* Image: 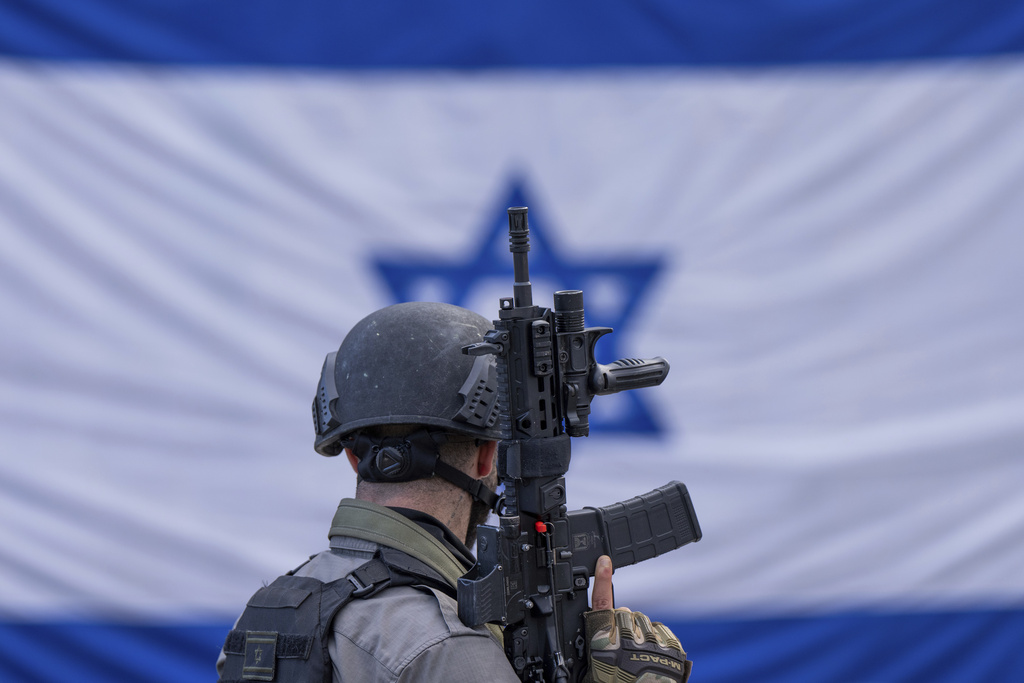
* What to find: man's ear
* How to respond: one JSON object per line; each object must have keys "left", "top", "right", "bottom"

{"left": 475, "top": 440, "right": 498, "bottom": 479}
{"left": 344, "top": 448, "right": 360, "bottom": 474}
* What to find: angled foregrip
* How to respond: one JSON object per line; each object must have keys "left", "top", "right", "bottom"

{"left": 590, "top": 357, "right": 670, "bottom": 395}
{"left": 567, "top": 481, "right": 701, "bottom": 575}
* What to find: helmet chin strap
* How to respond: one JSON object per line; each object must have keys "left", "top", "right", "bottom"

{"left": 346, "top": 429, "right": 500, "bottom": 512}
{"left": 432, "top": 458, "right": 500, "bottom": 512}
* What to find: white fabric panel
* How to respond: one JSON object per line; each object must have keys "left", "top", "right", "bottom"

{"left": 1, "top": 57, "right": 1022, "bottom": 620}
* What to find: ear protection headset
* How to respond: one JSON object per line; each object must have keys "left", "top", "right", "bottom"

{"left": 344, "top": 428, "right": 499, "bottom": 511}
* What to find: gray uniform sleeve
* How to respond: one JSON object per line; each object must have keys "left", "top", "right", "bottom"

{"left": 329, "top": 585, "right": 521, "bottom": 683}
{"left": 396, "top": 629, "right": 522, "bottom": 683}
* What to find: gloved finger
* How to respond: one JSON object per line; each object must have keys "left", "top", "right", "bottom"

{"left": 651, "top": 621, "right": 684, "bottom": 654}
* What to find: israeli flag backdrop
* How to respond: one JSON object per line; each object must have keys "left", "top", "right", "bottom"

{"left": 2, "top": 2, "right": 1024, "bottom": 682}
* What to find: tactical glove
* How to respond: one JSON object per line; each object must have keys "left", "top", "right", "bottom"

{"left": 583, "top": 607, "right": 691, "bottom": 683}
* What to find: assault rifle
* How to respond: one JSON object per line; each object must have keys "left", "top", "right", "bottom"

{"left": 457, "top": 207, "right": 702, "bottom": 683}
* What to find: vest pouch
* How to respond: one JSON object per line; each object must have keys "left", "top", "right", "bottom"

{"left": 219, "top": 577, "right": 330, "bottom": 683}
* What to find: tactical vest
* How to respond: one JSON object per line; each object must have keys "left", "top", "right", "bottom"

{"left": 217, "top": 546, "right": 455, "bottom": 683}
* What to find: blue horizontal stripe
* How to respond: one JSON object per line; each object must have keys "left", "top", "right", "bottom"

{"left": 668, "top": 607, "right": 1024, "bottom": 682}
{"left": 2, "top": 607, "right": 1022, "bottom": 682}
{"left": 0, "top": 620, "right": 226, "bottom": 683}
{"left": 2, "top": 1, "right": 1024, "bottom": 68}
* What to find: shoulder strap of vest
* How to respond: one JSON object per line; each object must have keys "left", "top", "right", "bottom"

{"left": 343, "top": 546, "right": 456, "bottom": 604}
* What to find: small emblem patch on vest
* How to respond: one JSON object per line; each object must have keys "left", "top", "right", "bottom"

{"left": 243, "top": 631, "right": 278, "bottom": 681}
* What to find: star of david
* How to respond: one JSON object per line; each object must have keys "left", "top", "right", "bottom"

{"left": 374, "top": 180, "right": 666, "bottom": 435}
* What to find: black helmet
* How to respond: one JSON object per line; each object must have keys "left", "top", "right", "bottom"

{"left": 313, "top": 302, "right": 502, "bottom": 457}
